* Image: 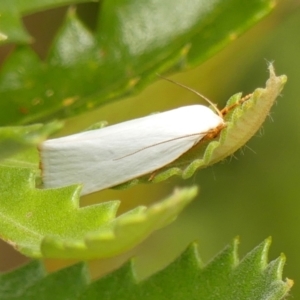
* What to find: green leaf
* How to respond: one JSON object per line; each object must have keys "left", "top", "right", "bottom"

{"left": 0, "top": 261, "right": 46, "bottom": 299}
{"left": 0, "top": 165, "right": 197, "bottom": 259}
{"left": 0, "top": 0, "right": 92, "bottom": 44}
{"left": 0, "top": 261, "right": 89, "bottom": 300}
{"left": 0, "top": 122, "right": 63, "bottom": 161}
{"left": 0, "top": 0, "right": 274, "bottom": 125}
{"left": 0, "top": 239, "right": 292, "bottom": 299}
{"left": 80, "top": 238, "right": 292, "bottom": 299}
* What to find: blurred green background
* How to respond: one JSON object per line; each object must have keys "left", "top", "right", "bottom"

{"left": 1, "top": 0, "right": 300, "bottom": 297}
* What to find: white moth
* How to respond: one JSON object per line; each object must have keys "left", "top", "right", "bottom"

{"left": 39, "top": 104, "right": 225, "bottom": 196}
{"left": 39, "top": 75, "right": 238, "bottom": 196}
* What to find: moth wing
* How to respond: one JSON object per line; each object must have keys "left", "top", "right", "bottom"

{"left": 40, "top": 105, "right": 223, "bottom": 195}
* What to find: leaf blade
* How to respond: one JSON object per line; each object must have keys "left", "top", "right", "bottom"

{"left": 0, "top": 165, "right": 197, "bottom": 259}
{"left": 0, "top": 0, "right": 275, "bottom": 124}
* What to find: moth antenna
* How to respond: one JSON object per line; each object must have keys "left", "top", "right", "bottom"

{"left": 157, "top": 74, "right": 223, "bottom": 118}
{"left": 220, "top": 93, "right": 252, "bottom": 116}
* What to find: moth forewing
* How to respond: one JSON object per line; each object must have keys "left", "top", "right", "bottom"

{"left": 39, "top": 105, "right": 224, "bottom": 196}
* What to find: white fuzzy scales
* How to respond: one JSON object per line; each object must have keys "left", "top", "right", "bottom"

{"left": 39, "top": 105, "right": 224, "bottom": 195}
